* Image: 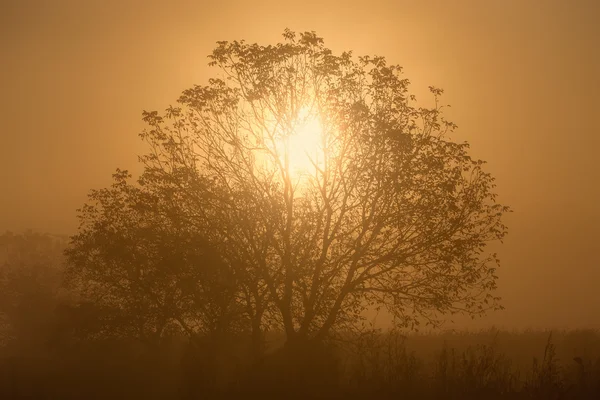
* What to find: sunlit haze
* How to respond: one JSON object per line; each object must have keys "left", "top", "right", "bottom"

{"left": 286, "top": 107, "right": 324, "bottom": 181}
{"left": 1, "top": 0, "right": 599, "bottom": 333}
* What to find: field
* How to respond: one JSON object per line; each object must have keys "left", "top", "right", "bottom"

{"left": 1, "top": 328, "right": 599, "bottom": 399}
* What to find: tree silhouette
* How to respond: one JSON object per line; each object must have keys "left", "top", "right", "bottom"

{"left": 65, "top": 171, "right": 248, "bottom": 347}
{"left": 67, "top": 30, "right": 509, "bottom": 355}
{"left": 0, "top": 231, "right": 67, "bottom": 350}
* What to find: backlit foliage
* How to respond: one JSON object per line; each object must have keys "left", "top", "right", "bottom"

{"left": 67, "top": 30, "right": 510, "bottom": 347}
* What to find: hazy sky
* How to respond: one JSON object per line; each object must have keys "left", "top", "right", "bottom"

{"left": 1, "top": 0, "right": 598, "bottom": 330}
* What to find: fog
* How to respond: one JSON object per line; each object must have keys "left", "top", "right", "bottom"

{"left": 1, "top": 0, "right": 598, "bottom": 333}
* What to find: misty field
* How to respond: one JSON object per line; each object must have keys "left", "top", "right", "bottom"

{"left": 2, "top": 14, "right": 599, "bottom": 400}
{"left": 1, "top": 328, "right": 599, "bottom": 399}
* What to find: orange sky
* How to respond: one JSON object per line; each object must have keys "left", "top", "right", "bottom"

{"left": 1, "top": 0, "right": 598, "bottom": 331}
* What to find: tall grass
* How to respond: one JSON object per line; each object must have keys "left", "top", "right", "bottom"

{"left": 338, "top": 329, "right": 600, "bottom": 400}
{"left": 1, "top": 328, "right": 599, "bottom": 399}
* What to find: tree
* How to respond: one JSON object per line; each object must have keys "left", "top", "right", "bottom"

{"left": 68, "top": 30, "right": 509, "bottom": 354}
{"left": 64, "top": 170, "right": 248, "bottom": 347}
{"left": 0, "top": 231, "right": 67, "bottom": 351}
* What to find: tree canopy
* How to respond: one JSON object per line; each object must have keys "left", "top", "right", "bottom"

{"left": 66, "top": 30, "right": 509, "bottom": 351}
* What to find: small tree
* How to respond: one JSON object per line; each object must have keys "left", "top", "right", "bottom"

{"left": 0, "top": 231, "right": 67, "bottom": 351}
{"left": 64, "top": 170, "right": 247, "bottom": 346}
{"left": 69, "top": 30, "right": 509, "bottom": 354}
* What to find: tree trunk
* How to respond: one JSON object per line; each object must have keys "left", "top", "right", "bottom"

{"left": 250, "top": 317, "right": 264, "bottom": 363}
{"left": 282, "top": 335, "right": 338, "bottom": 394}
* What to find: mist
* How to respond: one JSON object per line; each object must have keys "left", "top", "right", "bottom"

{"left": 1, "top": 1, "right": 599, "bottom": 398}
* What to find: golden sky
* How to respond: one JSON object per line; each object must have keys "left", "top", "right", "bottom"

{"left": 1, "top": 0, "right": 598, "bottom": 330}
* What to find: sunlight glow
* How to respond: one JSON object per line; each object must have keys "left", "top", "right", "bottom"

{"left": 283, "top": 107, "right": 324, "bottom": 180}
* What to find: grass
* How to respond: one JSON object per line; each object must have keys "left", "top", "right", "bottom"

{"left": 1, "top": 328, "right": 600, "bottom": 399}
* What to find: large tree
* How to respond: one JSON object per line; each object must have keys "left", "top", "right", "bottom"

{"left": 68, "top": 30, "right": 509, "bottom": 351}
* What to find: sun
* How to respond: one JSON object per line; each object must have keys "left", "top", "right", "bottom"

{"left": 252, "top": 105, "right": 325, "bottom": 187}
{"left": 285, "top": 107, "right": 324, "bottom": 179}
